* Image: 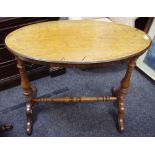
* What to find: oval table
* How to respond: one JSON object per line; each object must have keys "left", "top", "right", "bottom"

{"left": 5, "top": 20, "right": 151, "bottom": 135}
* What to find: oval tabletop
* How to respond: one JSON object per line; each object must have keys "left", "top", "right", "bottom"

{"left": 5, "top": 20, "right": 151, "bottom": 64}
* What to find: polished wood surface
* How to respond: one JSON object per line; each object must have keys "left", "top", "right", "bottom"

{"left": 5, "top": 20, "right": 151, "bottom": 64}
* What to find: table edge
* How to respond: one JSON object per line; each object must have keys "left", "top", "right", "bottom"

{"left": 5, "top": 42, "right": 151, "bottom": 67}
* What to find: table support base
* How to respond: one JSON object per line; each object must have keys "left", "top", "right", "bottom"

{"left": 115, "top": 57, "right": 137, "bottom": 132}
{"left": 17, "top": 57, "right": 137, "bottom": 135}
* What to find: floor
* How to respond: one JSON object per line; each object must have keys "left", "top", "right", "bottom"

{"left": 0, "top": 64, "right": 155, "bottom": 137}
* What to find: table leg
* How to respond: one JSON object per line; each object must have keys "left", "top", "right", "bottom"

{"left": 116, "top": 57, "right": 137, "bottom": 132}
{"left": 17, "top": 58, "right": 37, "bottom": 135}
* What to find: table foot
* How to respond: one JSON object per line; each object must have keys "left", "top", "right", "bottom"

{"left": 118, "top": 118, "right": 124, "bottom": 132}
{"left": 26, "top": 86, "right": 37, "bottom": 135}
{"left": 117, "top": 102, "right": 125, "bottom": 132}
{"left": 112, "top": 87, "right": 125, "bottom": 132}
{"left": 26, "top": 101, "right": 33, "bottom": 135}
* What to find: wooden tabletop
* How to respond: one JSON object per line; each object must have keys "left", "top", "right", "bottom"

{"left": 5, "top": 20, "right": 151, "bottom": 64}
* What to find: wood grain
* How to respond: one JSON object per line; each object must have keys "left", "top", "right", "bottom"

{"left": 5, "top": 20, "right": 151, "bottom": 64}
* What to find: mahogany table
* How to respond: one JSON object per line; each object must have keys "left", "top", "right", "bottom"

{"left": 5, "top": 20, "right": 151, "bottom": 135}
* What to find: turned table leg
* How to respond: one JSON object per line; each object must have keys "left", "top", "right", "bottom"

{"left": 17, "top": 58, "right": 37, "bottom": 135}
{"left": 116, "top": 57, "right": 137, "bottom": 132}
